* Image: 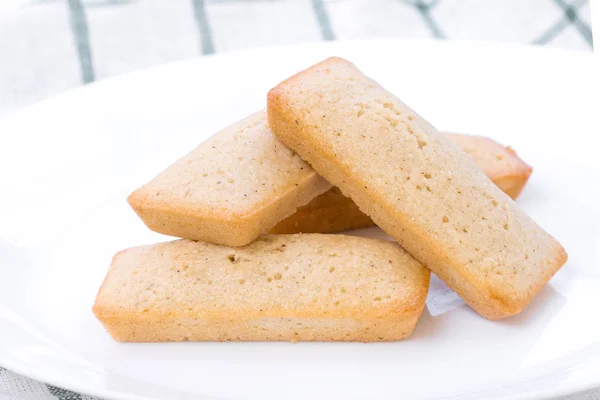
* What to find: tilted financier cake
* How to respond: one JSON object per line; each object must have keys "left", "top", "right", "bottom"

{"left": 267, "top": 57, "right": 567, "bottom": 320}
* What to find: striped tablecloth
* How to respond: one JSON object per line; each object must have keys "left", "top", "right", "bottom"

{"left": 0, "top": 0, "right": 596, "bottom": 399}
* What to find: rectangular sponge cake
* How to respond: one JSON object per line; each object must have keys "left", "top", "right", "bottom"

{"left": 93, "top": 234, "right": 430, "bottom": 342}
{"left": 267, "top": 57, "right": 567, "bottom": 320}
{"left": 127, "top": 111, "right": 331, "bottom": 247}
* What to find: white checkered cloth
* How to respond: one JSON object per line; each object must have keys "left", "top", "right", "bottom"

{"left": 0, "top": 0, "right": 595, "bottom": 398}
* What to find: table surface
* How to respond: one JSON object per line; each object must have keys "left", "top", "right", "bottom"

{"left": 0, "top": 0, "right": 596, "bottom": 399}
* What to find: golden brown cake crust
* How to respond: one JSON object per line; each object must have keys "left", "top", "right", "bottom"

{"left": 267, "top": 57, "right": 567, "bottom": 319}
{"left": 93, "top": 235, "right": 430, "bottom": 342}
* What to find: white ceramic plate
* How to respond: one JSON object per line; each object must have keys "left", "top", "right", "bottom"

{"left": 0, "top": 40, "right": 599, "bottom": 400}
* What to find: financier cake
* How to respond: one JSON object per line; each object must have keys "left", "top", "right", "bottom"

{"left": 267, "top": 57, "right": 567, "bottom": 319}
{"left": 93, "top": 234, "right": 431, "bottom": 342}
{"left": 127, "top": 111, "right": 330, "bottom": 247}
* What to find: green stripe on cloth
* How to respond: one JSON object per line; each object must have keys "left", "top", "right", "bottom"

{"left": 67, "top": 0, "right": 95, "bottom": 83}
{"left": 534, "top": 0, "right": 592, "bottom": 47}
{"left": 554, "top": 0, "right": 593, "bottom": 46}
{"left": 311, "top": 0, "right": 335, "bottom": 41}
{"left": 191, "top": 0, "right": 216, "bottom": 54}
{"left": 46, "top": 385, "right": 82, "bottom": 400}
{"left": 414, "top": 0, "right": 445, "bottom": 38}
{"left": 533, "top": 17, "right": 571, "bottom": 45}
